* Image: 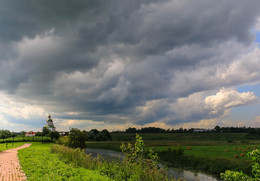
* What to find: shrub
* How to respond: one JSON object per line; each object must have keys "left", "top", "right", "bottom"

{"left": 120, "top": 134, "right": 159, "bottom": 169}
{"left": 221, "top": 149, "right": 260, "bottom": 180}
{"left": 56, "top": 136, "right": 69, "bottom": 146}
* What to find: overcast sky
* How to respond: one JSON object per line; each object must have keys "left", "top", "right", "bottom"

{"left": 0, "top": 0, "right": 260, "bottom": 131}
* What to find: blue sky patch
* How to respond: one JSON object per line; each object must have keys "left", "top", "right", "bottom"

{"left": 238, "top": 84, "right": 260, "bottom": 97}
{"left": 255, "top": 32, "right": 260, "bottom": 43}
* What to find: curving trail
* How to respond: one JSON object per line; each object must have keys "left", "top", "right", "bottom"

{"left": 0, "top": 143, "right": 31, "bottom": 181}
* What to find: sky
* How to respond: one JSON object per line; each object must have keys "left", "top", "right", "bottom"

{"left": 0, "top": 0, "right": 260, "bottom": 132}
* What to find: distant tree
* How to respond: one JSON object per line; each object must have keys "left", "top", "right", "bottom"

{"left": 178, "top": 127, "right": 183, "bottom": 133}
{"left": 125, "top": 127, "right": 137, "bottom": 133}
{"left": 0, "top": 130, "right": 11, "bottom": 141}
{"left": 50, "top": 131, "right": 60, "bottom": 140}
{"left": 88, "top": 129, "right": 99, "bottom": 141}
{"left": 42, "top": 127, "right": 51, "bottom": 136}
{"left": 20, "top": 131, "right": 26, "bottom": 141}
{"left": 0, "top": 133, "right": 6, "bottom": 142}
{"left": 96, "top": 129, "right": 112, "bottom": 141}
{"left": 89, "top": 129, "right": 99, "bottom": 135}
{"left": 35, "top": 132, "right": 42, "bottom": 136}
{"left": 68, "top": 128, "right": 87, "bottom": 149}
{"left": 11, "top": 132, "right": 16, "bottom": 141}
{"left": 215, "top": 125, "right": 221, "bottom": 133}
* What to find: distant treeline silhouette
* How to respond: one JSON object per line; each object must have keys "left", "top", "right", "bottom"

{"left": 111, "top": 126, "right": 260, "bottom": 134}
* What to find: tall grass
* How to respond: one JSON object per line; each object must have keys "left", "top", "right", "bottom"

{"left": 51, "top": 144, "right": 176, "bottom": 181}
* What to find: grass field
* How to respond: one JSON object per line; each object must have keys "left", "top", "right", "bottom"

{"left": 155, "top": 144, "right": 258, "bottom": 159}
{"left": 18, "top": 143, "right": 111, "bottom": 181}
{"left": 0, "top": 136, "right": 52, "bottom": 143}
{"left": 0, "top": 142, "right": 25, "bottom": 151}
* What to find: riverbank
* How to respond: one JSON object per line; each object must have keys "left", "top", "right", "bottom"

{"left": 85, "top": 132, "right": 258, "bottom": 177}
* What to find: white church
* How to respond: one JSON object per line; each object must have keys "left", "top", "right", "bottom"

{"left": 44, "top": 115, "right": 56, "bottom": 132}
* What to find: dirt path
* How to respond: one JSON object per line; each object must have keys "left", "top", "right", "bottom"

{"left": 0, "top": 143, "right": 31, "bottom": 181}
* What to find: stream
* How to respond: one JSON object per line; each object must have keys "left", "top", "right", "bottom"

{"left": 85, "top": 148, "right": 219, "bottom": 181}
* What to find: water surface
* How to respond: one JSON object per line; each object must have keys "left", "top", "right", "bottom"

{"left": 85, "top": 148, "right": 219, "bottom": 181}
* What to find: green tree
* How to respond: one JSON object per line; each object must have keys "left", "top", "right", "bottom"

{"left": 68, "top": 128, "right": 87, "bottom": 149}
{"left": 20, "top": 131, "right": 26, "bottom": 141}
{"left": 0, "top": 130, "right": 11, "bottom": 142}
{"left": 42, "top": 127, "right": 51, "bottom": 136}
{"left": 35, "top": 132, "right": 42, "bottom": 136}
{"left": 215, "top": 125, "right": 221, "bottom": 133}
{"left": 221, "top": 149, "right": 260, "bottom": 181}
{"left": 50, "top": 131, "right": 60, "bottom": 140}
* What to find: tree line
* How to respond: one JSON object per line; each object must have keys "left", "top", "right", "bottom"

{"left": 117, "top": 126, "right": 260, "bottom": 134}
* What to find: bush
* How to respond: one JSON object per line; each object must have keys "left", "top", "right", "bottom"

{"left": 221, "top": 149, "right": 260, "bottom": 180}
{"left": 56, "top": 136, "right": 70, "bottom": 146}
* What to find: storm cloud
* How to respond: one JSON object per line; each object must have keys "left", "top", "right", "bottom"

{"left": 0, "top": 0, "right": 260, "bottom": 130}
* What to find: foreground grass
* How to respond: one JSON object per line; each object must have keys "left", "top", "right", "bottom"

{"left": 52, "top": 144, "right": 174, "bottom": 181}
{"left": 18, "top": 143, "right": 111, "bottom": 181}
{"left": 0, "top": 142, "right": 25, "bottom": 151}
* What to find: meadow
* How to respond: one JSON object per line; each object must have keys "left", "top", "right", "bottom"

{"left": 85, "top": 132, "right": 260, "bottom": 176}
{"left": 0, "top": 142, "right": 25, "bottom": 151}
{"left": 0, "top": 136, "right": 52, "bottom": 143}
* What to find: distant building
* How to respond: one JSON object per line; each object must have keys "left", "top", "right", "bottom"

{"left": 25, "top": 131, "right": 36, "bottom": 137}
{"left": 44, "top": 115, "right": 56, "bottom": 132}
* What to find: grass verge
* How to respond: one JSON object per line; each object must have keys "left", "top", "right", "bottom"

{"left": 18, "top": 143, "right": 111, "bottom": 181}
{"left": 0, "top": 142, "right": 25, "bottom": 151}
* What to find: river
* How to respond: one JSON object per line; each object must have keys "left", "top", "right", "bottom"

{"left": 85, "top": 148, "right": 219, "bottom": 181}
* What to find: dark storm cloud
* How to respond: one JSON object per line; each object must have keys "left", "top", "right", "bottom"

{"left": 0, "top": 0, "right": 260, "bottom": 126}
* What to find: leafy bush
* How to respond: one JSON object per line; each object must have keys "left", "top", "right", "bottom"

{"left": 120, "top": 134, "right": 159, "bottom": 169}
{"left": 221, "top": 149, "right": 260, "bottom": 181}
{"left": 56, "top": 135, "right": 70, "bottom": 146}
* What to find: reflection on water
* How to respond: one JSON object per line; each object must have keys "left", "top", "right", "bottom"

{"left": 85, "top": 148, "right": 219, "bottom": 181}
{"left": 167, "top": 167, "right": 219, "bottom": 181}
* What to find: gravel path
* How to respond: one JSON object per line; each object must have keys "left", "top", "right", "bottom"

{"left": 0, "top": 143, "right": 31, "bottom": 181}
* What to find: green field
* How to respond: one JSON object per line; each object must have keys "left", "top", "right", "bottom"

{"left": 0, "top": 136, "right": 52, "bottom": 143}
{"left": 18, "top": 143, "right": 111, "bottom": 181}
{"left": 0, "top": 142, "right": 25, "bottom": 151}
{"left": 85, "top": 133, "right": 260, "bottom": 176}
